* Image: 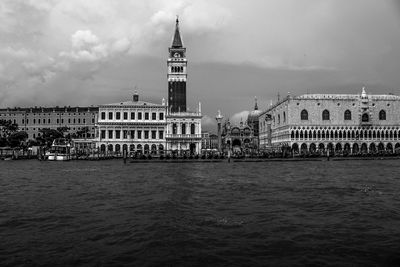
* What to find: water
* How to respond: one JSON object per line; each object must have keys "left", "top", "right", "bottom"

{"left": 1, "top": 159, "right": 400, "bottom": 266}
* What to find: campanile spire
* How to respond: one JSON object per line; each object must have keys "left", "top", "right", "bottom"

{"left": 172, "top": 16, "right": 183, "bottom": 48}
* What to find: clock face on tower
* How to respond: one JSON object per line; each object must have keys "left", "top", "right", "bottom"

{"left": 173, "top": 52, "right": 180, "bottom": 58}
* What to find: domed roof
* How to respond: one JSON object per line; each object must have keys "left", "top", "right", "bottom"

{"left": 247, "top": 97, "right": 261, "bottom": 123}
{"left": 247, "top": 109, "right": 261, "bottom": 122}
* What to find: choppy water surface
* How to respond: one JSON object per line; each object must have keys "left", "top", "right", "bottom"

{"left": 1, "top": 159, "right": 400, "bottom": 266}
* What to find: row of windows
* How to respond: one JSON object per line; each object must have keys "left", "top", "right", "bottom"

{"left": 30, "top": 133, "right": 95, "bottom": 139}
{"left": 1, "top": 112, "right": 94, "bottom": 116}
{"left": 171, "top": 66, "right": 184, "bottom": 73}
{"left": 100, "top": 130, "right": 164, "bottom": 140}
{"left": 172, "top": 123, "right": 196, "bottom": 135}
{"left": 101, "top": 111, "right": 164, "bottom": 121}
{"left": 300, "top": 109, "right": 387, "bottom": 121}
{"left": 19, "top": 118, "right": 95, "bottom": 125}
{"left": 99, "top": 143, "right": 164, "bottom": 153}
{"left": 23, "top": 127, "right": 94, "bottom": 131}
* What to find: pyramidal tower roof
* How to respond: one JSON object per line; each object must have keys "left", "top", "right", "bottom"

{"left": 171, "top": 16, "right": 183, "bottom": 48}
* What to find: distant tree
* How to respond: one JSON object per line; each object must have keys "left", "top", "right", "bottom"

{"left": 57, "top": 126, "right": 70, "bottom": 138}
{"left": 27, "top": 139, "right": 40, "bottom": 147}
{"left": 0, "top": 136, "right": 7, "bottom": 147}
{"left": 35, "top": 128, "right": 63, "bottom": 147}
{"left": 8, "top": 131, "right": 28, "bottom": 148}
{"left": 0, "top": 119, "right": 26, "bottom": 147}
{"left": 0, "top": 119, "right": 19, "bottom": 138}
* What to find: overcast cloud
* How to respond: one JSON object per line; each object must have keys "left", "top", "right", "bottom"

{"left": 1, "top": 0, "right": 400, "bottom": 131}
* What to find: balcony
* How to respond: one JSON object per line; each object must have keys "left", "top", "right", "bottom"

{"left": 166, "top": 134, "right": 202, "bottom": 139}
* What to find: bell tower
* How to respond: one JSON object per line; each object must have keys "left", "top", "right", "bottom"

{"left": 167, "top": 17, "right": 187, "bottom": 113}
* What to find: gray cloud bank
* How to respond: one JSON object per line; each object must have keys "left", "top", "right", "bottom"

{"left": 1, "top": 0, "right": 400, "bottom": 133}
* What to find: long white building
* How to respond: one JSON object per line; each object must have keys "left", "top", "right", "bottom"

{"left": 97, "top": 93, "right": 167, "bottom": 155}
{"left": 258, "top": 88, "right": 400, "bottom": 155}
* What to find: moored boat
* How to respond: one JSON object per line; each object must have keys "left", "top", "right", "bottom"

{"left": 46, "top": 138, "right": 71, "bottom": 161}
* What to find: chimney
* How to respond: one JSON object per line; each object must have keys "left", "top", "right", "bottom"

{"left": 133, "top": 91, "right": 139, "bottom": 102}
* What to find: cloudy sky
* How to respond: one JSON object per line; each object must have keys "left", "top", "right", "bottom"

{"left": 1, "top": 0, "right": 400, "bottom": 131}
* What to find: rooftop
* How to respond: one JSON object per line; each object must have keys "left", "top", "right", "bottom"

{"left": 100, "top": 100, "right": 165, "bottom": 107}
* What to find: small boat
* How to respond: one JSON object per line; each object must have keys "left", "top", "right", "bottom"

{"left": 46, "top": 138, "right": 71, "bottom": 161}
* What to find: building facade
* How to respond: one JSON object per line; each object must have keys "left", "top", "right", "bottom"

{"left": 221, "top": 119, "right": 258, "bottom": 155}
{"left": 96, "top": 93, "right": 167, "bottom": 155}
{"left": 0, "top": 106, "right": 98, "bottom": 140}
{"left": 165, "top": 18, "right": 202, "bottom": 155}
{"left": 201, "top": 132, "right": 218, "bottom": 150}
{"left": 259, "top": 88, "right": 400, "bottom": 154}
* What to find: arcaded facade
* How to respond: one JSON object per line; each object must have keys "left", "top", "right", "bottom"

{"left": 259, "top": 89, "right": 400, "bottom": 154}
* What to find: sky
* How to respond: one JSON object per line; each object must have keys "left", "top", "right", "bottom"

{"left": 1, "top": 0, "right": 400, "bottom": 132}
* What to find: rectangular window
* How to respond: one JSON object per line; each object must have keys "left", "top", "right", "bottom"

{"left": 145, "top": 112, "right": 149, "bottom": 120}
{"left": 182, "top": 123, "right": 186, "bottom": 135}
{"left": 152, "top": 112, "right": 156, "bottom": 120}
{"left": 116, "top": 112, "right": 121, "bottom": 120}
{"left": 48, "top": 118, "right": 50, "bottom": 123}
{"left": 159, "top": 130, "right": 164, "bottom": 139}
{"left": 57, "top": 119, "right": 59, "bottom": 124}
{"left": 101, "top": 112, "right": 106, "bottom": 120}
{"left": 138, "top": 112, "right": 142, "bottom": 120}
{"left": 131, "top": 112, "right": 135, "bottom": 120}
{"left": 83, "top": 118, "right": 86, "bottom": 123}
{"left": 159, "top": 113, "right": 164, "bottom": 120}
{"left": 92, "top": 118, "right": 94, "bottom": 123}
{"left": 151, "top": 130, "right": 156, "bottom": 139}
{"left": 78, "top": 118, "right": 81, "bottom": 124}
{"left": 123, "top": 130, "right": 128, "bottom": 139}
{"left": 27, "top": 119, "right": 29, "bottom": 124}
{"left": 191, "top": 123, "right": 195, "bottom": 134}
{"left": 144, "top": 130, "right": 149, "bottom": 139}
{"left": 137, "top": 130, "right": 142, "bottom": 139}
{"left": 108, "top": 112, "right": 113, "bottom": 120}
{"left": 123, "top": 112, "right": 128, "bottom": 120}
{"left": 22, "top": 119, "right": 25, "bottom": 124}
{"left": 101, "top": 130, "right": 106, "bottom": 139}
{"left": 108, "top": 130, "right": 113, "bottom": 139}
{"left": 61, "top": 119, "right": 64, "bottom": 124}
{"left": 116, "top": 130, "right": 121, "bottom": 139}
{"left": 130, "top": 130, "right": 135, "bottom": 139}
{"left": 172, "top": 123, "right": 177, "bottom": 134}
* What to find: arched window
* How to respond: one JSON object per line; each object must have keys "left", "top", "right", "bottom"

{"left": 322, "top": 110, "right": 330, "bottom": 120}
{"left": 362, "top": 113, "right": 369, "bottom": 122}
{"left": 379, "top": 110, "right": 386, "bottom": 120}
{"left": 301, "top": 109, "right": 308, "bottom": 120}
{"left": 344, "top": 110, "right": 351, "bottom": 120}
{"left": 283, "top": 112, "right": 286, "bottom": 123}
{"left": 278, "top": 114, "right": 280, "bottom": 124}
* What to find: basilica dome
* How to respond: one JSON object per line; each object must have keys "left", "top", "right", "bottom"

{"left": 247, "top": 97, "right": 261, "bottom": 123}
{"left": 247, "top": 109, "right": 261, "bottom": 123}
